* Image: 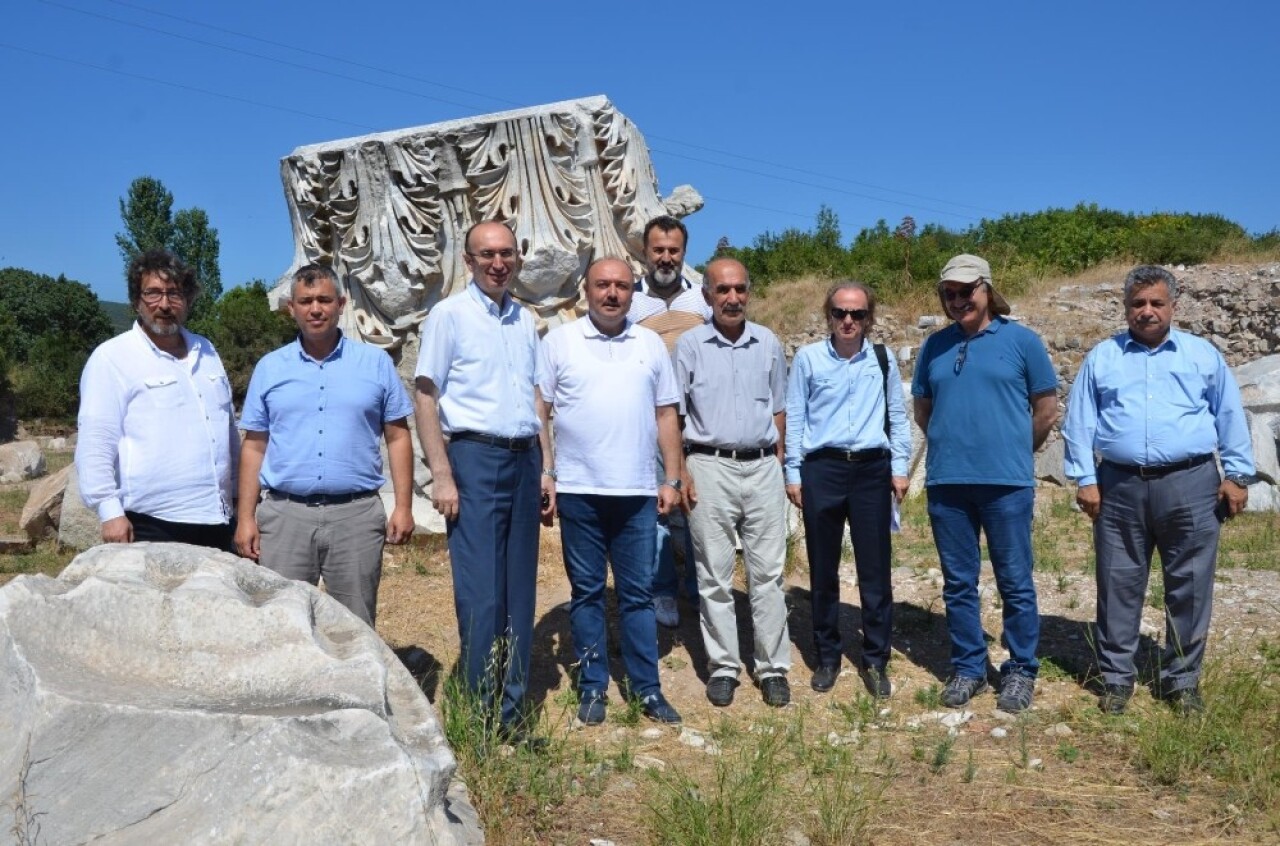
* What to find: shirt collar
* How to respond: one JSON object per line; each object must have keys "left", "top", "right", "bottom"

{"left": 707, "top": 320, "right": 759, "bottom": 348}
{"left": 466, "top": 280, "right": 517, "bottom": 319}
{"left": 1121, "top": 328, "right": 1178, "bottom": 353}
{"left": 578, "top": 315, "right": 635, "bottom": 341}
{"left": 132, "top": 320, "right": 194, "bottom": 362}
{"left": 295, "top": 330, "right": 346, "bottom": 363}
{"left": 823, "top": 335, "right": 870, "bottom": 362}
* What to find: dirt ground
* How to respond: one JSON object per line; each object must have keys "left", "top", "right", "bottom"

{"left": 374, "top": 488, "right": 1280, "bottom": 846}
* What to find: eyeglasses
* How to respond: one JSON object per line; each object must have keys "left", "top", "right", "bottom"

{"left": 954, "top": 339, "right": 969, "bottom": 374}
{"left": 140, "top": 288, "right": 186, "bottom": 304}
{"left": 466, "top": 248, "right": 518, "bottom": 262}
{"left": 942, "top": 285, "right": 978, "bottom": 302}
{"left": 829, "top": 307, "right": 869, "bottom": 322}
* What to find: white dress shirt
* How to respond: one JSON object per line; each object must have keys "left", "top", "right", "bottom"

{"left": 75, "top": 323, "right": 239, "bottom": 524}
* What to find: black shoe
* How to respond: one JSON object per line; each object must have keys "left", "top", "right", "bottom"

{"left": 577, "top": 690, "right": 607, "bottom": 725}
{"left": 1098, "top": 683, "right": 1134, "bottom": 715}
{"left": 1167, "top": 686, "right": 1205, "bottom": 715}
{"left": 811, "top": 664, "right": 840, "bottom": 693}
{"left": 761, "top": 675, "right": 791, "bottom": 707}
{"left": 640, "top": 692, "right": 682, "bottom": 724}
{"left": 498, "top": 724, "right": 549, "bottom": 752}
{"left": 860, "top": 666, "right": 892, "bottom": 699}
{"left": 706, "top": 676, "right": 738, "bottom": 707}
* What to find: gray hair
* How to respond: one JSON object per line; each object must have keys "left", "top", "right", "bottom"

{"left": 1123, "top": 265, "right": 1179, "bottom": 302}
{"left": 290, "top": 263, "right": 341, "bottom": 298}
{"left": 824, "top": 280, "right": 877, "bottom": 330}
{"left": 702, "top": 257, "right": 751, "bottom": 293}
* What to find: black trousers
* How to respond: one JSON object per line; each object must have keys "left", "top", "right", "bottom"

{"left": 799, "top": 453, "right": 893, "bottom": 669}
{"left": 126, "top": 510, "right": 235, "bottom": 554}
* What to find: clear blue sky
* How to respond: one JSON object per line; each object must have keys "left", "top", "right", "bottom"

{"left": 2, "top": 0, "right": 1277, "bottom": 303}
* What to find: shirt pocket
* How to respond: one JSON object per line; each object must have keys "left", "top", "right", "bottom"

{"left": 207, "top": 374, "right": 233, "bottom": 409}
{"left": 143, "top": 376, "right": 185, "bottom": 409}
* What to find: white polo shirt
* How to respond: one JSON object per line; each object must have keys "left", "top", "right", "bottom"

{"left": 537, "top": 317, "right": 677, "bottom": 496}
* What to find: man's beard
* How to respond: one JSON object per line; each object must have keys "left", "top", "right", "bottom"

{"left": 650, "top": 266, "right": 679, "bottom": 287}
{"left": 142, "top": 317, "right": 182, "bottom": 337}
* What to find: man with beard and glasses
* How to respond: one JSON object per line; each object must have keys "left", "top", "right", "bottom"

{"left": 628, "top": 215, "right": 710, "bottom": 629}
{"left": 236, "top": 264, "right": 415, "bottom": 628}
{"left": 538, "top": 257, "right": 684, "bottom": 727}
{"left": 415, "top": 221, "right": 551, "bottom": 747}
{"left": 1063, "top": 265, "right": 1254, "bottom": 716}
{"left": 676, "top": 258, "right": 793, "bottom": 708}
{"left": 912, "top": 254, "right": 1058, "bottom": 714}
{"left": 76, "top": 249, "right": 239, "bottom": 551}
{"left": 786, "top": 281, "right": 911, "bottom": 700}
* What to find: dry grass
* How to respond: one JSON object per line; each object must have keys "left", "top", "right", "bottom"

{"left": 2, "top": 464, "right": 1278, "bottom": 843}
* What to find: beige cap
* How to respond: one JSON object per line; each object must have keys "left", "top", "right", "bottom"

{"left": 939, "top": 254, "right": 1010, "bottom": 316}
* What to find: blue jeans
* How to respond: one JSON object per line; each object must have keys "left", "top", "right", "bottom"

{"left": 653, "top": 512, "right": 698, "bottom": 600}
{"left": 558, "top": 493, "right": 661, "bottom": 698}
{"left": 927, "top": 484, "right": 1039, "bottom": 679}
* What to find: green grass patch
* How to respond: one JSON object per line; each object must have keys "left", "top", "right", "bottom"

{"left": 1131, "top": 662, "right": 1280, "bottom": 818}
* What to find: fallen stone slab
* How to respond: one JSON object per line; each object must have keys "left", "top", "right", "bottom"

{"left": 0, "top": 543, "right": 482, "bottom": 845}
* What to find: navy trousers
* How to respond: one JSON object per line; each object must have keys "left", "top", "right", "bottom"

{"left": 446, "top": 438, "right": 542, "bottom": 727}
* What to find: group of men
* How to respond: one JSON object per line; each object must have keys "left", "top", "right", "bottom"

{"left": 76, "top": 220, "right": 1255, "bottom": 738}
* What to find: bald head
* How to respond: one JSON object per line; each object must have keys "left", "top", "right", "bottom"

{"left": 702, "top": 257, "right": 750, "bottom": 340}
{"left": 584, "top": 256, "right": 635, "bottom": 336}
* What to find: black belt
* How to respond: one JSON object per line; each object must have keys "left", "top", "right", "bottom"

{"left": 685, "top": 444, "right": 774, "bottom": 461}
{"left": 808, "top": 447, "right": 889, "bottom": 463}
{"left": 1102, "top": 453, "right": 1213, "bottom": 480}
{"left": 267, "top": 489, "right": 379, "bottom": 507}
{"left": 450, "top": 430, "right": 537, "bottom": 451}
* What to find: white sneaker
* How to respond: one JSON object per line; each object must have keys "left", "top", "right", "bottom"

{"left": 654, "top": 595, "right": 679, "bottom": 628}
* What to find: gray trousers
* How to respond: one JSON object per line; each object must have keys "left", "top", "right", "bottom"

{"left": 686, "top": 453, "right": 792, "bottom": 680}
{"left": 258, "top": 494, "right": 387, "bottom": 627}
{"left": 1094, "top": 460, "right": 1221, "bottom": 692}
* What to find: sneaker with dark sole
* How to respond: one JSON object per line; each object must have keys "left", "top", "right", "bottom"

{"left": 860, "top": 666, "right": 892, "bottom": 699}
{"left": 1166, "top": 687, "right": 1204, "bottom": 715}
{"left": 706, "top": 676, "right": 738, "bottom": 707}
{"left": 640, "top": 692, "right": 682, "bottom": 724}
{"left": 761, "top": 675, "right": 791, "bottom": 707}
{"left": 941, "top": 675, "right": 989, "bottom": 708}
{"left": 811, "top": 664, "right": 840, "bottom": 693}
{"left": 996, "top": 673, "right": 1036, "bottom": 713}
{"left": 1098, "top": 683, "right": 1134, "bottom": 715}
{"left": 578, "top": 691, "right": 607, "bottom": 725}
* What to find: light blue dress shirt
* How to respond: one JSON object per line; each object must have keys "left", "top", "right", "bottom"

{"left": 784, "top": 338, "right": 911, "bottom": 485}
{"left": 415, "top": 282, "right": 540, "bottom": 438}
{"left": 241, "top": 333, "right": 413, "bottom": 496}
{"left": 1062, "top": 329, "right": 1254, "bottom": 487}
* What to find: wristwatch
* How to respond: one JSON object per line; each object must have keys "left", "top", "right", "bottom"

{"left": 1224, "top": 473, "right": 1255, "bottom": 487}
{"left": 542, "top": 468, "right": 557, "bottom": 480}
{"left": 663, "top": 478, "right": 682, "bottom": 491}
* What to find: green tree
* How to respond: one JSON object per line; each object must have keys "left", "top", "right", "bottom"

{"left": 116, "top": 176, "right": 175, "bottom": 267}
{"left": 0, "top": 268, "right": 114, "bottom": 363}
{"left": 116, "top": 176, "right": 222, "bottom": 318}
{"left": 188, "top": 280, "right": 295, "bottom": 403}
{"left": 172, "top": 208, "right": 222, "bottom": 320}
{"left": 0, "top": 268, "right": 113, "bottom": 420}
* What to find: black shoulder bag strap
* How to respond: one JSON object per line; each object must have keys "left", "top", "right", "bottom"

{"left": 873, "top": 343, "right": 890, "bottom": 438}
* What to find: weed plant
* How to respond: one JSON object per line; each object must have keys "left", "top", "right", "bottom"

{"left": 1131, "top": 662, "right": 1280, "bottom": 820}
{"left": 645, "top": 723, "right": 789, "bottom": 846}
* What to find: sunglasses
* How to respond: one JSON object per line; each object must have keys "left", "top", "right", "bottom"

{"left": 954, "top": 339, "right": 969, "bottom": 374}
{"left": 942, "top": 286, "right": 978, "bottom": 302}
{"left": 830, "top": 307, "right": 869, "bottom": 322}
